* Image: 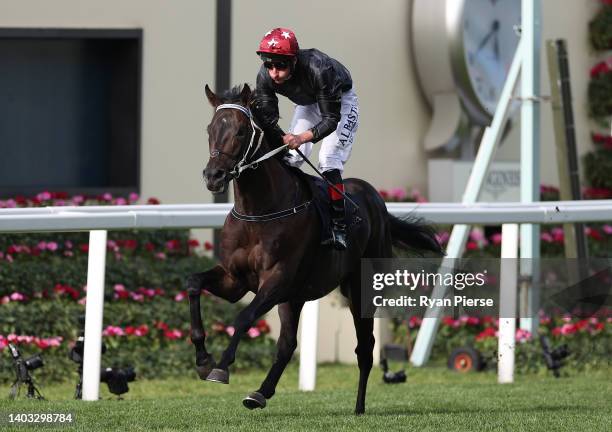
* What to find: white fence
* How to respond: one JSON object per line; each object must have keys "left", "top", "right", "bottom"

{"left": 1, "top": 200, "right": 611, "bottom": 399}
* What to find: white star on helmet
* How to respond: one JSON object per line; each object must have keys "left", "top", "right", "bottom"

{"left": 265, "top": 30, "right": 273, "bottom": 36}
{"left": 267, "top": 38, "right": 278, "bottom": 47}
{"left": 281, "top": 31, "right": 291, "bottom": 39}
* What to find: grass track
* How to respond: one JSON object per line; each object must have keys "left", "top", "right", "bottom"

{"left": 0, "top": 364, "right": 610, "bottom": 431}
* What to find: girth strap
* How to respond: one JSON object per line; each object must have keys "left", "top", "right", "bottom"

{"left": 231, "top": 201, "right": 311, "bottom": 222}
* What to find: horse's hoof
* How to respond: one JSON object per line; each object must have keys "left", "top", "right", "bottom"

{"left": 195, "top": 357, "right": 215, "bottom": 380}
{"left": 243, "top": 391, "right": 266, "bottom": 410}
{"left": 205, "top": 368, "right": 229, "bottom": 384}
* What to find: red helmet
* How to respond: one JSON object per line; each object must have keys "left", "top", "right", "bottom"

{"left": 256, "top": 27, "right": 299, "bottom": 58}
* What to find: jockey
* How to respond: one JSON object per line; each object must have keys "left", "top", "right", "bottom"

{"left": 251, "top": 27, "right": 359, "bottom": 251}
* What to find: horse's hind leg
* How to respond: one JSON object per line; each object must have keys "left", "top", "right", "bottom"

{"left": 243, "top": 300, "right": 304, "bottom": 410}
{"left": 344, "top": 273, "right": 375, "bottom": 415}
{"left": 186, "top": 265, "right": 246, "bottom": 380}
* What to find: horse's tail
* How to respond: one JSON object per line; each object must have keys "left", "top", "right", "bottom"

{"left": 389, "top": 214, "right": 445, "bottom": 256}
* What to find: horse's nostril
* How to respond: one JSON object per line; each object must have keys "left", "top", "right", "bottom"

{"left": 213, "top": 170, "right": 225, "bottom": 180}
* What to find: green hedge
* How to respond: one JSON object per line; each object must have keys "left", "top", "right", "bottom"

{"left": 589, "top": 4, "right": 612, "bottom": 50}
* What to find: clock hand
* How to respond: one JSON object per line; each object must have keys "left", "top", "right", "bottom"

{"left": 494, "top": 33, "right": 500, "bottom": 61}
{"left": 476, "top": 20, "right": 501, "bottom": 54}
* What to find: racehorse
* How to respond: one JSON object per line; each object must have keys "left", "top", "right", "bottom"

{"left": 187, "top": 83, "right": 443, "bottom": 414}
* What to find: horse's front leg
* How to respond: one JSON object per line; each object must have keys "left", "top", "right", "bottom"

{"left": 206, "top": 271, "right": 287, "bottom": 385}
{"left": 186, "top": 265, "right": 246, "bottom": 380}
{"left": 242, "top": 300, "right": 304, "bottom": 410}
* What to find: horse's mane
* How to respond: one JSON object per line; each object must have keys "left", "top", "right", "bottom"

{"left": 219, "top": 85, "right": 247, "bottom": 104}
{"left": 217, "top": 84, "right": 286, "bottom": 155}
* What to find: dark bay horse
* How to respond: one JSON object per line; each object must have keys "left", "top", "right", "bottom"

{"left": 187, "top": 84, "right": 443, "bottom": 414}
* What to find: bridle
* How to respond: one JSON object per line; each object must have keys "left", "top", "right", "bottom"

{"left": 211, "top": 103, "right": 288, "bottom": 179}
{"left": 210, "top": 103, "right": 312, "bottom": 222}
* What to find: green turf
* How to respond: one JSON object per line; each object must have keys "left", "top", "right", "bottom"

{"left": 0, "top": 364, "right": 610, "bottom": 431}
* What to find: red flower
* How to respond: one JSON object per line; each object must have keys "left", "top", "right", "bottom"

{"left": 475, "top": 327, "right": 497, "bottom": 341}
{"left": 125, "top": 326, "right": 136, "bottom": 335}
{"left": 204, "top": 241, "right": 214, "bottom": 251}
{"left": 124, "top": 239, "right": 138, "bottom": 250}
{"left": 145, "top": 242, "right": 155, "bottom": 252}
{"left": 466, "top": 241, "right": 478, "bottom": 250}
{"left": 188, "top": 239, "right": 200, "bottom": 248}
{"left": 155, "top": 321, "right": 169, "bottom": 331}
{"left": 586, "top": 227, "right": 603, "bottom": 241}
{"left": 147, "top": 197, "right": 160, "bottom": 205}
{"left": 166, "top": 239, "right": 181, "bottom": 251}
{"left": 79, "top": 244, "right": 89, "bottom": 253}
{"left": 255, "top": 319, "right": 271, "bottom": 334}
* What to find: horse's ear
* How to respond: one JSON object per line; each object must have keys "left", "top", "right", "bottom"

{"left": 240, "top": 84, "right": 251, "bottom": 106}
{"left": 205, "top": 84, "right": 220, "bottom": 107}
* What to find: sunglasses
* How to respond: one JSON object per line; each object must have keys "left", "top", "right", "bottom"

{"left": 263, "top": 61, "right": 289, "bottom": 70}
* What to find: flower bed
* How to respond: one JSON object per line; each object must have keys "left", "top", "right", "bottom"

{"left": 0, "top": 192, "right": 275, "bottom": 383}
{"left": 391, "top": 314, "right": 611, "bottom": 373}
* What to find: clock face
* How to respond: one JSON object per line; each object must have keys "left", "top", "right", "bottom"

{"left": 462, "top": 0, "right": 521, "bottom": 117}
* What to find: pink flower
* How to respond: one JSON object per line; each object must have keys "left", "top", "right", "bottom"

{"left": 155, "top": 252, "right": 167, "bottom": 260}
{"left": 515, "top": 328, "right": 532, "bottom": 343}
{"left": 46, "top": 242, "right": 58, "bottom": 251}
{"left": 389, "top": 187, "right": 407, "bottom": 201}
{"left": 540, "top": 232, "right": 553, "bottom": 243}
{"left": 435, "top": 231, "right": 450, "bottom": 245}
{"left": 36, "top": 191, "right": 52, "bottom": 201}
{"left": 551, "top": 227, "right": 564, "bottom": 243}
{"left": 226, "top": 326, "right": 235, "bottom": 337}
{"left": 102, "top": 193, "right": 113, "bottom": 201}
{"left": 72, "top": 195, "right": 85, "bottom": 205}
{"left": 115, "top": 197, "right": 127, "bottom": 205}
{"left": 130, "top": 293, "right": 144, "bottom": 302}
{"left": 560, "top": 323, "right": 576, "bottom": 335}
{"left": 48, "top": 337, "right": 62, "bottom": 347}
{"left": 175, "top": 291, "right": 187, "bottom": 302}
{"left": 102, "top": 326, "right": 125, "bottom": 337}
{"left": 10, "top": 292, "right": 25, "bottom": 301}
{"left": 247, "top": 327, "right": 261, "bottom": 338}
{"left": 490, "top": 233, "right": 502, "bottom": 245}
{"left": 1, "top": 296, "right": 10, "bottom": 304}
{"left": 129, "top": 193, "right": 139, "bottom": 203}
{"left": 65, "top": 240, "right": 73, "bottom": 249}
{"left": 6, "top": 254, "right": 13, "bottom": 263}
{"left": 78, "top": 297, "right": 87, "bottom": 305}
{"left": 134, "top": 325, "right": 149, "bottom": 337}
{"left": 469, "top": 229, "right": 486, "bottom": 242}
{"left": 37, "top": 241, "right": 47, "bottom": 250}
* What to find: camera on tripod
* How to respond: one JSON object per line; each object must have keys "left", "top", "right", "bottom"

{"left": 7, "top": 343, "right": 45, "bottom": 400}
{"left": 69, "top": 316, "right": 136, "bottom": 399}
{"left": 540, "top": 335, "right": 571, "bottom": 378}
{"left": 380, "top": 344, "right": 408, "bottom": 384}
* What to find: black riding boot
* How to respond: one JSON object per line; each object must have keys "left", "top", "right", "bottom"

{"left": 321, "top": 169, "right": 347, "bottom": 251}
